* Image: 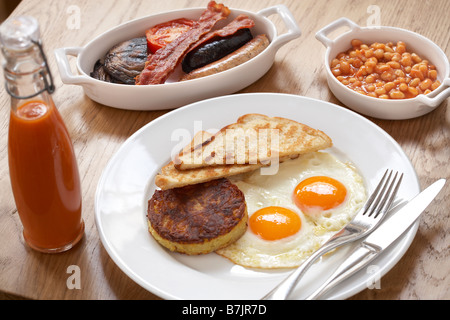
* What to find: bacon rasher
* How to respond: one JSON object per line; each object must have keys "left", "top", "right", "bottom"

{"left": 136, "top": 1, "right": 230, "bottom": 85}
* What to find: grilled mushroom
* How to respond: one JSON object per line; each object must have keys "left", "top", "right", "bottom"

{"left": 91, "top": 60, "right": 119, "bottom": 83}
{"left": 102, "top": 37, "right": 147, "bottom": 84}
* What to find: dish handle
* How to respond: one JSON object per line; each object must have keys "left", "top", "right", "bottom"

{"left": 416, "top": 77, "right": 450, "bottom": 108}
{"left": 315, "top": 17, "right": 361, "bottom": 48}
{"left": 258, "top": 5, "right": 301, "bottom": 51}
{"left": 54, "top": 47, "right": 94, "bottom": 85}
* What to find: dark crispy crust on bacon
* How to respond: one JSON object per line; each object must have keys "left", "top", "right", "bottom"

{"left": 147, "top": 178, "right": 246, "bottom": 243}
{"left": 136, "top": 1, "right": 230, "bottom": 85}
{"left": 186, "top": 14, "right": 255, "bottom": 55}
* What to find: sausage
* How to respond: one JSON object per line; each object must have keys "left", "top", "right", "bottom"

{"left": 180, "top": 34, "right": 269, "bottom": 81}
{"left": 181, "top": 28, "right": 253, "bottom": 73}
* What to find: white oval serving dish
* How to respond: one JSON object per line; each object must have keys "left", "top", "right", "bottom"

{"left": 54, "top": 5, "right": 301, "bottom": 111}
{"left": 316, "top": 17, "right": 450, "bottom": 120}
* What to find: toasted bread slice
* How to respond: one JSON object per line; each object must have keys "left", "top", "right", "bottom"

{"left": 155, "top": 131, "right": 264, "bottom": 190}
{"left": 155, "top": 130, "right": 299, "bottom": 190}
{"left": 174, "top": 114, "right": 332, "bottom": 170}
{"left": 155, "top": 160, "right": 263, "bottom": 190}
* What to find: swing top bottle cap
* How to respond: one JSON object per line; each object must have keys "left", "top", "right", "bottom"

{"left": 0, "top": 16, "right": 40, "bottom": 51}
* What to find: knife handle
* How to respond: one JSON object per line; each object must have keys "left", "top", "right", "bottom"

{"left": 305, "top": 242, "right": 380, "bottom": 300}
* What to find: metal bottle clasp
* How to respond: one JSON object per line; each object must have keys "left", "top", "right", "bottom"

{"left": 5, "top": 39, "right": 55, "bottom": 100}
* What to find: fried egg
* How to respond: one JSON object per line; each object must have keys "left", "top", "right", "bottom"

{"left": 216, "top": 152, "right": 366, "bottom": 269}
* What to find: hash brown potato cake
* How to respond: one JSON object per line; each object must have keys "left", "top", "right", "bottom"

{"left": 147, "top": 178, "right": 248, "bottom": 255}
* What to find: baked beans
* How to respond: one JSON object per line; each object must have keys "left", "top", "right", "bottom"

{"left": 331, "top": 39, "right": 441, "bottom": 99}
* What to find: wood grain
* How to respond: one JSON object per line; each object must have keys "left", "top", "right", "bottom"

{"left": 0, "top": 0, "right": 448, "bottom": 300}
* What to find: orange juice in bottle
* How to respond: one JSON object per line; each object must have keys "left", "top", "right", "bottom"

{"left": 1, "top": 16, "right": 84, "bottom": 253}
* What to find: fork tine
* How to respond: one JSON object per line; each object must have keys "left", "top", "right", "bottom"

{"left": 365, "top": 169, "right": 393, "bottom": 217}
{"left": 370, "top": 171, "right": 395, "bottom": 217}
{"left": 374, "top": 172, "right": 403, "bottom": 218}
{"left": 361, "top": 169, "right": 390, "bottom": 215}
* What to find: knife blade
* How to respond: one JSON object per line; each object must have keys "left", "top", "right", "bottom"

{"left": 305, "top": 178, "right": 446, "bottom": 300}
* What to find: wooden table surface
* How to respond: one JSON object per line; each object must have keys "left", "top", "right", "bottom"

{"left": 0, "top": 0, "right": 448, "bottom": 300}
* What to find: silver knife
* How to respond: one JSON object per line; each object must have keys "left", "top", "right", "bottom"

{"left": 305, "top": 178, "right": 446, "bottom": 300}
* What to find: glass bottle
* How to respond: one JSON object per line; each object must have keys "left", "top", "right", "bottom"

{"left": 1, "top": 16, "right": 84, "bottom": 253}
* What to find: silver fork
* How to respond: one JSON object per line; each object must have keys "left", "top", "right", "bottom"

{"left": 262, "top": 169, "right": 403, "bottom": 300}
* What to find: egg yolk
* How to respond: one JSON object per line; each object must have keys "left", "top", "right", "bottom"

{"left": 293, "top": 176, "right": 347, "bottom": 214}
{"left": 249, "top": 206, "right": 301, "bottom": 241}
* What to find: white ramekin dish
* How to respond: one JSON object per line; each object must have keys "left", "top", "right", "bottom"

{"left": 316, "top": 17, "right": 450, "bottom": 120}
{"left": 54, "top": 5, "right": 300, "bottom": 111}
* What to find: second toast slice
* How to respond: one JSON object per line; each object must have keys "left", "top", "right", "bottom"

{"left": 174, "top": 114, "right": 332, "bottom": 170}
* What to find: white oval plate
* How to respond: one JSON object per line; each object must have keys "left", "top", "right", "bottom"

{"left": 95, "top": 93, "right": 420, "bottom": 300}
{"left": 54, "top": 5, "right": 300, "bottom": 110}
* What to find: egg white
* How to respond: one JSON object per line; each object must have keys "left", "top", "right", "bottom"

{"left": 215, "top": 152, "right": 366, "bottom": 269}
